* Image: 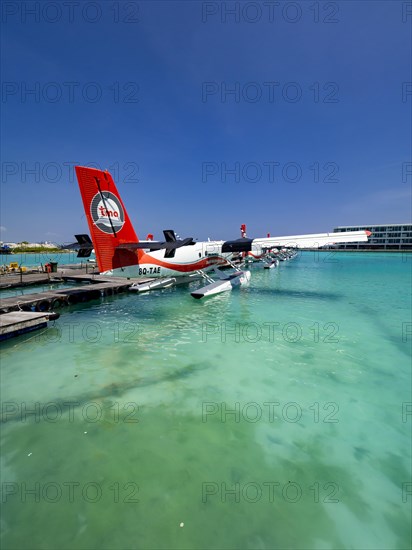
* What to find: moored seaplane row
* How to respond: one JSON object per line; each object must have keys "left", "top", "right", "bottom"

{"left": 260, "top": 248, "right": 298, "bottom": 268}
{"left": 71, "top": 166, "right": 371, "bottom": 299}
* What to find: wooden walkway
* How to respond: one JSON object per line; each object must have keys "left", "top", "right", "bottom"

{"left": 0, "top": 277, "right": 156, "bottom": 314}
{"left": 0, "top": 265, "right": 98, "bottom": 289}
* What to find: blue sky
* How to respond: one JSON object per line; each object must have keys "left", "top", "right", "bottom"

{"left": 1, "top": 0, "right": 411, "bottom": 243}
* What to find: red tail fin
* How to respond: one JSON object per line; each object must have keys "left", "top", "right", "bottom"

{"left": 75, "top": 166, "right": 141, "bottom": 273}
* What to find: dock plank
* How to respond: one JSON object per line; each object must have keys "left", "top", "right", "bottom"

{"left": 0, "top": 311, "right": 52, "bottom": 329}
{"left": 0, "top": 267, "right": 100, "bottom": 289}
{"left": 0, "top": 277, "right": 157, "bottom": 313}
{"left": 0, "top": 311, "right": 58, "bottom": 340}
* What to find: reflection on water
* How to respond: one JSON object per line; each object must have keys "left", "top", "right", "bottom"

{"left": 1, "top": 252, "right": 411, "bottom": 549}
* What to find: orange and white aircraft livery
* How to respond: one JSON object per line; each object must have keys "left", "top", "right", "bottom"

{"left": 75, "top": 166, "right": 371, "bottom": 279}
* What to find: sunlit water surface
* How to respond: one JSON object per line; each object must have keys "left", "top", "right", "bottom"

{"left": 1, "top": 252, "right": 85, "bottom": 268}
{"left": 1, "top": 252, "right": 411, "bottom": 549}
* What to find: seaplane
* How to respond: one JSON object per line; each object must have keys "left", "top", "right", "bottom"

{"left": 72, "top": 166, "right": 371, "bottom": 299}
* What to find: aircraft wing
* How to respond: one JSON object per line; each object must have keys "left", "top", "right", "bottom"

{"left": 252, "top": 230, "right": 371, "bottom": 249}
{"left": 69, "top": 231, "right": 195, "bottom": 259}
{"left": 117, "top": 237, "right": 195, "bottom": 251}
{"left": 65, "top": 234, "right": 94, "bottom": 257}
{"left": 221, "top": 230, "right": 370, "bottom": 252}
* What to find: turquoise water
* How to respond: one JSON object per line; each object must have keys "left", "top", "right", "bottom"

{"left": 1, "top": 252, "right": 411, "bottom": 549}
{"left": 1, "top": 252, "right": 88, "bottom": 268}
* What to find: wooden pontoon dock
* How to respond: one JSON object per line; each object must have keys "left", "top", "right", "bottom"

{"left": 0, "top": 273, "right": 156, "bottom": 315}
{"left": 0, "top": 311, "right": 60, "bottom": 341}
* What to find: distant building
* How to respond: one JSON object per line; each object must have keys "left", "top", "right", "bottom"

{"left": 333, "top": 224, "right": 412, "bottom": 250}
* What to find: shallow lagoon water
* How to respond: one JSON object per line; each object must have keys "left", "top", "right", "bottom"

{"left": 1, "top": 252, "right": 84, "bottom": 268}
{"left": 1, "top": 252, "right": 411, "bottom": 549}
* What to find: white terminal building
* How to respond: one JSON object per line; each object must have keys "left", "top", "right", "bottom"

{"left": 333, "top": 224, "right": 412, "bottom": 250}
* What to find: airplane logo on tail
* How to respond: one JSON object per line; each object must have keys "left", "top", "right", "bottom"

{"left": 90, "top": 191, "right": 125, "bottom": 234}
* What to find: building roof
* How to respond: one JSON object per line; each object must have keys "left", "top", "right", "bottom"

{"left": 334, "top": 224, "right": 411, "bottom": 229}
